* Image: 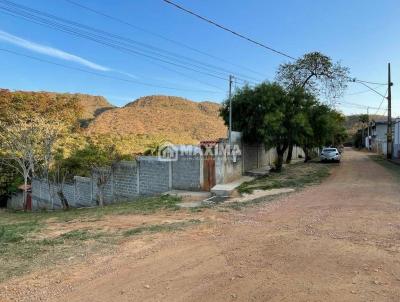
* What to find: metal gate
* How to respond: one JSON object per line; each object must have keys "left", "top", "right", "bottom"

{"left": 203, "top": 156, "right": 216, "bottom": 191}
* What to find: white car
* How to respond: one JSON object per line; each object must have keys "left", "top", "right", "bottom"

{"left": 320, "top": 147, "right": 341, "bottom": 163}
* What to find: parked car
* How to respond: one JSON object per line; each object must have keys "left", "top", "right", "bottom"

{"left": 320, "top": 147, "right": 341, "bottom": 163}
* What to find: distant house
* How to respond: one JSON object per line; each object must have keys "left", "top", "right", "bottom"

{"left": 370, "top": 120, "right": 400, "bottom": 157}
{"left": 370, "top": 121, "right": 393, "bottom": 156}
{"left": 393, "top": 118, "right": 400, "bottom": 158}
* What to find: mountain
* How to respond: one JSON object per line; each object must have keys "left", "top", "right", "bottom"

{"left": 40, "top": 92, "right": 115, "bottom": 120}
{"left": 0, "top": 89, "right": 115, "bottom": 121}
{"left": 1, "top": 90, "right": 228, "bottom": 151}
{"left": 87, "top": 95, "right": 227, "bottom": 144}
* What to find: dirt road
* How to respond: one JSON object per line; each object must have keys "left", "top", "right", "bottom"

{"left": 3, "top": 149, "right": 400, "bottom": 301}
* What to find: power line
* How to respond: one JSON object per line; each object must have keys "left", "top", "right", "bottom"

{"left": 0, "top": 6, "right": 229, "bottom": 89}
{"left": 0, "top": 48, "right": 222, "bottom": 94}
{"left": 344, "top": 85, "right": 386, "bottom": 96}
{"left": 64, "top": 0, "right": 266, "bottom": 78}
{"left": 356, "top": 81, "right": 388, "bottom": 99}
{"left": 338, "top": 101, "right": 381, "bottom": 111}
{"left": 0, "top": 0, "right": 261, "bottom": 85}
{"left": 162, "top": 0, "right": 296, "bottom": 60}
{"left": 352, "top": 79, "right": 386, "bottom": 86}
{"left": 374, "top": 88, "right": 389, "bottom": 115}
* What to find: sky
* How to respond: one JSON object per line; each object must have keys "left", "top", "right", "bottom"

{"left": 0, "top": 0, "right": 399, "bottom": 116}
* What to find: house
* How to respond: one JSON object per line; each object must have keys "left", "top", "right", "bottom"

{"left": 393, "top": 118, "right": 400, "bottom": 158}
{"left": 370, "top": 121, "right": 393, "bottom": 156}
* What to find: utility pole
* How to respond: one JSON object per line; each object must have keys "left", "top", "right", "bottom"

{"left": 228, "top": 75, "right": 234, "bottom": 145}
{"left": 387, "top": 63, "right": 393, "bottom": 159}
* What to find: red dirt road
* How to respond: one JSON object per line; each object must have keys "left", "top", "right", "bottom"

{"left": 3, "top": 149, "right": 400, "bottom": 301}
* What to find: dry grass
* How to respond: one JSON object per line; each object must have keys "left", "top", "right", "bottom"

{"left": 0, "top": 195, "right": 203, "bottom": 282}
{"left": 238, "top": 161, "right": 332, "bottom": 194}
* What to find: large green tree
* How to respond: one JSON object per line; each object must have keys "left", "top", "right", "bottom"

{"left": 276, "top": 52, "right": 350, "bottom": 162}
{"left": 300, "top": 103, "right": 347, "bottom": 162}
{"left": 220, "top": 82, "right": 310, "bottom": 171}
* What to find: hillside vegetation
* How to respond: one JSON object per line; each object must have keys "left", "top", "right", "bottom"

{"left": 87, "top": 95, "right": 227, "bottom": 144}
{"left": 0, "top": 90, "right": 227, "bottom": 153}
{"left": 345, "top": 114, "right": 386, "bottom": 135}
{"left": 0, "top": 89, "right": 114, "bottom": 121}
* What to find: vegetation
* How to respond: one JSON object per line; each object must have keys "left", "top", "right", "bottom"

{"left": 220, "top": 52, "right": 348, "bottom": 171}
{"left": 87, "top": 95, "right": 227, "bottom": 145}
{"left": 123, "top": 219, "right": 201, "bottom": 237}
{"left": 237, "top": 161, "right": 331, "bottom": 194}
{"left": 275, "top": 51, "right": 350, "bottom": 162}
{"left": 276, "top": 51, "right": 350, "bottom": 100}
{"left": 220, "top": 84, "right": 347, "bottom": 170}
{"left": 0, "top": 194, "right": 185, "bottom": 281}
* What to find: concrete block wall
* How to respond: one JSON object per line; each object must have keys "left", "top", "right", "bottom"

{"left": 74, "top": 176, "right": 95, "bottom": 207}
{"left": 138, "top": 157, "right": 170, "bottom": 195}
{"left": 172, "top": 155, "right": 201, "bottom": 190}
{"left": 29, "top": 153, "right": 204, "bottom": 210}
{"left": 242, "top": 143, "right": 305, "bottom": 172}
{"left": 113, "top": 161, "right": 139, "bottom": 199}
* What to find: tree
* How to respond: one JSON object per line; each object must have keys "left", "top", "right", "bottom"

{"left": 282, "top": 88, "right": 317, "bottom": 163}
{"left": 220, "top": 82, "right": 306, "bottom": 171}
{"left": 358, "top": 114, "right": 369, "bottom": 148}
{"left": 0, "top": 116, "right": 46, "bottom": 207}
{"left": 143, "top": 139, "right": 167, "bottom": 156}
{"left": 0, "top": 89, "right": 82, "bottom": 126}
{"left": 299, "top": 103, "right": 347, "bottom": 162}
{"left": 48, "top": 151, "right": 71, "bottom": 210}
{"left": 276, "top": 52, "right": 350, "bottom": 100}
{"left": 276, "top": 52, "right": 350, "bottom": 162}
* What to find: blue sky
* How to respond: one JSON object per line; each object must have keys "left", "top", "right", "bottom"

{"left": 0, "top": 0, "right": 399, "bottom": 116}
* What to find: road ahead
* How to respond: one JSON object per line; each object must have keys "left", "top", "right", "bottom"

{"left": 5, "top": 149, "right": 400, "bottom": 301}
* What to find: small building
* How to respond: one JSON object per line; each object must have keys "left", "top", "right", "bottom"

{"left": 393, "top": 118, "right": 400, "bottom": 158}
{"left": 370, "top": 121, "right": 394, "bottom": 156}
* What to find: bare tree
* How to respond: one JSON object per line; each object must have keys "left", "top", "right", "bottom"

{"left": 93, "top": 166, "right": 113, "bottom": 207}
{"left": 39, "top": 119, "right": 68, "bottom": 210}
{"left": 0, "top": 116, "right": 44, "bottom": 207}
{"left": 49, "top": 161, "right": 70, "bottom": 210}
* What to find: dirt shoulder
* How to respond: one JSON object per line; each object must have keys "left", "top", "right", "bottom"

{"left": 2, "top": 149, "right": 400, "bottom": 301}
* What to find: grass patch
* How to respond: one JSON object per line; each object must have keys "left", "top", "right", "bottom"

{"left": 2, "top": 194, "right": 182, "bottom": 224}
{"left": 59, "top": 229, "right": 105, "bottom": 241}
{"left": 0, "top": 220, "right": 40, "bottom": 243}
{"left": 0, "top": 194, "right": 182, "bottom": 282}
{"left": 123, "top": 219, "right": 201, "bottom": 237}
{"left": 238, "top": 161, "right": 331, "bottom": 194}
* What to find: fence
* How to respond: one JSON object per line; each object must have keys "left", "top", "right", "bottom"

{"left": 242, "top": 143, "right": 305, "bottom": 171}
{"left": 31, "top": 155, "right": 201, "bottom": 210}
{"left": 22, "top": 142, "right": 303, "bottom": 211}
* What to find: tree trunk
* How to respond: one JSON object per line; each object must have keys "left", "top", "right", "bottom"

{"left": 286, "top": 143, "right": 294, "bottom": 164}
{"left": 57, "top": 190, "right": 69, "bottom": 210}
{"left": 98, "top": 188, "right": 104, "bottom": 207}
{"left": 275, "top": 145, "right": 287, "bottom": 172}
{"left": 22, "top": 175, "right": 28, "bottom": 211}
{"left": 303, "top": 148, "right": 312, "bottom": 163}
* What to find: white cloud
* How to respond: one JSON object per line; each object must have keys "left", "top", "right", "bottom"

{"left": 0, "top": 29, "right": 110, "bottom": 71}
